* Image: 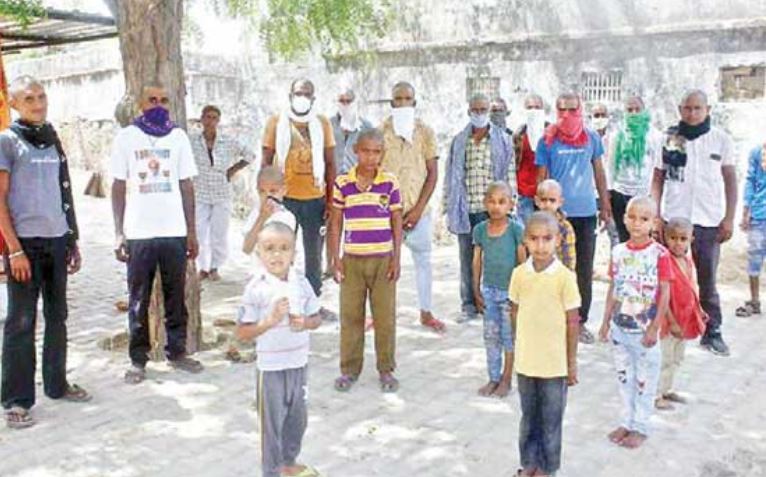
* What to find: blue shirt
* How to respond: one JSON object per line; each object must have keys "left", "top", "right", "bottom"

{"left": 744, "top": 146, "right": 766, "bottom": 222}
{"left": 535, "top": 129, "right": 604, "bottom": 218}
{"left": 472, "top": 218, "right": 524, "bottom": 289}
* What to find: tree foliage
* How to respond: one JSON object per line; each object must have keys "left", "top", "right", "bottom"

{"left": 212, "top": 0, "right": 392, "bottom": 60}
{"left": 0, "top": 0, "right": 45, "bottom": 29}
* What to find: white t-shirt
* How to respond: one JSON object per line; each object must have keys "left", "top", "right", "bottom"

{"left": 654, "top": 126, "right": 735, "bottom": 227}
{"left": 111, "top": 126, "right": 198, "bottom": 239}
{"left": 605, "top": 127, "right": 663, "bottom": 197}
{"left": 238, "top": 270, "right": 320, "bottom": 371}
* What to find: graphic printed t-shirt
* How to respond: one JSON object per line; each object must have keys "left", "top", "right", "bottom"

{"left": 535, "top": 129, "right": 604, "bottom": 218}
{"left": 111, "top": 126, "right": 198, "bottom": 240}
{"left": 510, "top": 259, "right": 581, "bottom": 378}
{"left": 472, "top": 218, "right": 524, "bottom": 289}
{"left": 609, "top": 240, "right": 673, "bottom": 333}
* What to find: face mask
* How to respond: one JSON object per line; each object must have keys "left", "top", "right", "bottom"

{"left": 143, "top": 106, "right": 170, "bottom": 125}
{"left": 391, "top": 106, "right": 415, "bottom": 142}
{"left": 526, "top": 109, "right": 546, "bottom": 147}
{"left": 490, "top": 111, "right": 507, "bottom": 128}
{"left": 338, "top": 102, "right": 358, "bottom": 130}
{"left": 291, "top": 95, "right": 312, "bottom": 115}
{"left": 591, "top": 116, "right": 610, "bottom": 130}
{"left": 470, "top": 112, "right": 490, "bottom": 129}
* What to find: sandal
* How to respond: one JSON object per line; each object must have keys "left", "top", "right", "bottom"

{"left": 736, "top": 300, "right": 761, "bottom": 317}
{"left": 62, "top": 383, "right": 92, "bottom": 403}
{"left": 5, "top": 406, "right": 35, "bottom": 429}
{"left": 420, "top": 315, "right": 446, "bottom": 333}
{"left": 379, "top": 372, "right": 399, "bottom": 393}
{"left": 334, "top": 374, "right": 357, "bottom": 392}
{"left": 284, "top": 465, "right": 321, "bottom": 477}
{"left": 124, "top": 365, "right": 146, "bottom": 385}
{"left": 654, "top": 397, "right": 674, "bottom": 411}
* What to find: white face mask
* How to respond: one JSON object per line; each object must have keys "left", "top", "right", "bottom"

{"left": 338, "top": 102, "right": 359, "bottom": 130}
{"left": 291, "top": 95, "right": 313, "bottom": 115}
{"left": 391, "top": 106, "right": 416, "bottom": 142}
{"left": 591, "top": 116, "right": 610, "bottom": 130}
{"left": 526, "top": 108, "right": 546, "bottom": 148}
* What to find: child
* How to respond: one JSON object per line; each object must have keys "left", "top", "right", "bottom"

{"left": 655, "top": 217, "right": 706, "bottom": 410}
{"left": 328, "top": 128, "right": 403, "bottom": 393}
{"left": 598, "top": 196, "right": 670, "bottom": 449}
{"left": 236, "top": 222, "right": 322, "bottom": 477}
{"left": 510, "top": 212, "right": 580, "bottom": 477}
{"left": 472, "top": 181, "right": 526, "bottom": 398}
{"left": 737, "top": 144, "right": 766, "bottom": 317}
{"left": 534, "top": 179, "right": 576, "bottom": 271}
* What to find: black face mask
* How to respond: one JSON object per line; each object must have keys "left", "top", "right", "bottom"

{"left": 9, "top": 119, "right": 57, "bottom": 149}
{"left": 490, "top": 111, "right": 507, "bottom": 128}
{"left": 677, "top": 116, "right": 711, "bottom": 141}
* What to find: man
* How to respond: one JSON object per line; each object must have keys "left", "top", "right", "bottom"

{"left": 443, "top": 93, "right": 515, "bottom": 323}
{"left": 652, "top": 90, "right": 736, "bottom": 356}
{"left": 112, "top": 83, "right": 204, "bottom": 384}
{"left": 331, "top": 88, "right": 373, "bottom": 174}
{"left": 0, "top": 76, "right": 90, "bottom": 429}
{"left": 191, "top": 104, "right": 253, "bottom": 281}
{"left": 262, "top": 79, "right": 335, "bottom": 297}
{"left": 489, "top": 97, "right": 513, "bottom": 136}
{"left": 536, "top": 92, "right": 612, "bottom": 344}
{"left": 514, "top": 93, "right": 548, "bottom": 225}
{"left": 590, "top": 103, "right": 611, "bottom": 140}
{"left": 381, "top": 81, "right": 444, "bottom": 332}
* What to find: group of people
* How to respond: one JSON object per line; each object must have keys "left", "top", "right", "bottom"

{"left": 0, "top": 71, "right": 755, "bottom": 477}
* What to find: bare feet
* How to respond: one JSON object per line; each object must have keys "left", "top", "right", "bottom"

{"left": 608, "top": 426, "right": 630, "bottom": 443}
{"left": 655, "top": 397, "right": 674, "bottom": 410}
{"left": 199, "top": 270, "right": 209, "bottom": 281}
{"left": 619, "top": 431, "right": 647, "bottom": 449}
{"left": 493, "top": 379, "right": 512, "bottom": 398}
{"left": 208, "top": 269, "right": 221, "bottom": 281}
{"left": 478, "top": 381, "right": 498, "bottom": 396}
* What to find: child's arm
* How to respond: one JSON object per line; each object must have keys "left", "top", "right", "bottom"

{"left": 566, "top": 308, "right": 579, "bottom": 386}
{"left": 665, "top": 307, "right": 682, "bottom": 338}
{"left": 598, "top": 281, "right": 616, "bottom": 342}
{"left": 472, "top": 245, "right": 485, "bottom": 313}
{"left": 516, "top": 243, "right": 527, "bottom": 265}
{"left": 509, "top": 302, "right": 518, "bottom": 345}
{"left": 242, "top": 199, "right": 278, "bottom": 254}
{"left": 327, "top": 206, "right": 344, "bottom": 282}
{"left": 643, "top": 281, "right": 669, "bottom": 347}
{"left": 236, "top": 297, "right": 289, "bottom": 341}
{"left": 387, "top": 209, "right": 403, "bottom": 281}
{"left": 290, "top": 311, "right": 322, "bottom": 331}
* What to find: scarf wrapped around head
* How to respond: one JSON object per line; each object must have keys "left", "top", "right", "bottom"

{"left": 614, "top": 110, "right": 651, "bottom": 174}
{"left": 133, "top": 106, "right": 178, "bottom": 137}
{"left": 544, "top": 100, "right": 588, "bottom": 147}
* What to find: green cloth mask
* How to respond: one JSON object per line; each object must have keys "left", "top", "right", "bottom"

{"left": 614, "top": 110, "right": 651, "bottom": 174}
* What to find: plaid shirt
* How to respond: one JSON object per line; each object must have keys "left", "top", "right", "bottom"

{"left": 556, "top": 210, "right": 577, "bottom": 271}
{"left": 191, "top": 131, "right": 254, "bottom": 204}
{"left": 465, "top": 134, "right": 517, "bottom": 213}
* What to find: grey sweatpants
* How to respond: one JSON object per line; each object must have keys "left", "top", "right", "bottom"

{"left": 256, "top": 366, "right": 308, "bottom": 477}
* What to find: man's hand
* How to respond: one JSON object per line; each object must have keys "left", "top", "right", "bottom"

{"left": 567, "top": 363, "right": 578, "bottom": 386}
{"left": 9, "top": 252, "right": 31, "bottom": 283}
{"left": 718, "top": 217, "right": 734, "bottom": 243}
{"left": 599, "top": 205, "right": 613, "bottom": 228}
{"left": 386, "top": 257, "right": 400, "bottom": 281}
{"left": 66, "top": 245, "right": 82, "bottom": 275}
{"left": 670, "top": 321, "right": 683, "bottom": 339}
{"left": 114, "top": 234, "right": 129, "bottom": 262}
{"left": 403, "top": 207, "right": 423, "bottom": 231}
{"left": 473, "top": 290, "right": 485, "bottom": 314}
{"left": 333, "top": 256, "right": 344, "bottom": 283}
{"left": 186, "top": 234, "right": 199, "bottom": 260}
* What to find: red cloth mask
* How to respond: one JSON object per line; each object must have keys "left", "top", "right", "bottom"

{"left": 544, "top": 103, "right": 588, "bottom": 147}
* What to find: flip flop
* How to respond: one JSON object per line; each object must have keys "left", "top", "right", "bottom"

{"left": 124, "top": 365, "right": 146, "bottom": 385}
{"left": 5, "top": 406, "right": 35, "bottom": 429}
{"left": 284, "top": 465, "right": 321, "bottom": 477}
{"left": 62, "top": 383, "right": 92, "bottom": 403}
{"left": 334, "top": 375, "right": 357, "bottom": 392}
{"left": 421, "top": 316, "right": 446, "bottom": 333}
{"left": 379, "top": 373, "right": 399, "bottom": 393}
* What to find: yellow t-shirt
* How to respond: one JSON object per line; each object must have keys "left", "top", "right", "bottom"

{"left": 262, "top": 114, "right": 335, "bottom": 200}
{"left": 509, "top": 259, "right": 581, "bottom": 378}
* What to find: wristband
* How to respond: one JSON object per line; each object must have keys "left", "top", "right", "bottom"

{"left": 8, "top": 250, "right": 25, "bottom": 259}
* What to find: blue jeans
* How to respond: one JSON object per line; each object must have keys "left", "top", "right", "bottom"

{"left": 457, "top": 212, "right": 489, "bottom": 314}
{"left": 404, "top": 210, "right": 433, "bottom": 312}
{"left": 482, "top": 285, "right": 513, "bottom": 381}
{"left": 517, "top": 196, "right": 536, "bottom": 227}
{"left": 609, "top": 325, "right": 661, "bottom": 436}
{"left": 518, "top": 374, "right": 568, "bottom": 475}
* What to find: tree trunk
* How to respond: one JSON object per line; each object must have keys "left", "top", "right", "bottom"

{"left": 113, "top": 0, "right": 201, "bottom": 359}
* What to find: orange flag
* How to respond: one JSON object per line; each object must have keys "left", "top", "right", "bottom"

{"left": 0, "top": 36, "right": 8, "bottom": 253}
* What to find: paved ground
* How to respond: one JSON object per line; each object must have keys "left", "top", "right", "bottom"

{"left": 1, "top": 173, "right": 765, "bottom": 477}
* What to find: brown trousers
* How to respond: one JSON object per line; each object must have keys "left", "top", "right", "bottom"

{"left": 340, "top": 255, "right": 396, "bottom": 375}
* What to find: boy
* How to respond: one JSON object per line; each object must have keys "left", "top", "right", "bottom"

{"left": 598, "top": 196, "right": 670, "bottom": 449}
{"left": 328, "top": 128, "right": 403, "bottom": 393}
{"left": 737, "top": 144, "right": 766, "bottom": 317}
{"left": 472, "top": 181, "right": 526, "bottom": 398}
{"left": 510, "top": 212, "right": 580, "bottom": 477}
{"left": 534, "top": 179, "right": 576, "bottom": 270}
{"left": 236, "top": 222, "right": 321, "bottom": 477}
{"left": 656, "top": 217, "right": 706, "bottom": 410}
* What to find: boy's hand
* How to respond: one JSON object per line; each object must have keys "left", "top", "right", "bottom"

{"left": 266, "top": 297, "right": 289, "bottom": 327}
{"left": 386, "top": 257, "right": 400, "bottom": 281}
{"left": 567, "top": 363, "right": 578, "bottom": 386}
{"left": 642, "top": 326, "right": 659, "bottom": 348}
{"left": 289, "top": 314, "right": 305, "bottom": 332}
{"left": 598, "top": 321, "right": 610, "bottom": 343}
{"left": 670, "top": 321, "right": 683, "bottom": 338}
{"left": 333, "top": 256, "right": 344, "bottom": 283}
{"left": 740, "top": 211, "right": 750, "bottom": 231}
{"left": 260, "top": 196, "right": 279, "bottom": 220}
{"left": 473, "top": 290, "right": 485, "bottom": 314}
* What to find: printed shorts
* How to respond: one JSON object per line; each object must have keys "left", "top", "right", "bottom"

{"left": 747, "top": 221, "right": 766, "bottom": 276}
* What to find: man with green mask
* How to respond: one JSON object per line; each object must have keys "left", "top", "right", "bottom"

{"left": 604, "top": 96, "right": 662, "bottom": 242}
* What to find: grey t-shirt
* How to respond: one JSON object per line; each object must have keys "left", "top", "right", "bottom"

{"left": 0, "top": 130, "right": 68, "bottom": 238}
